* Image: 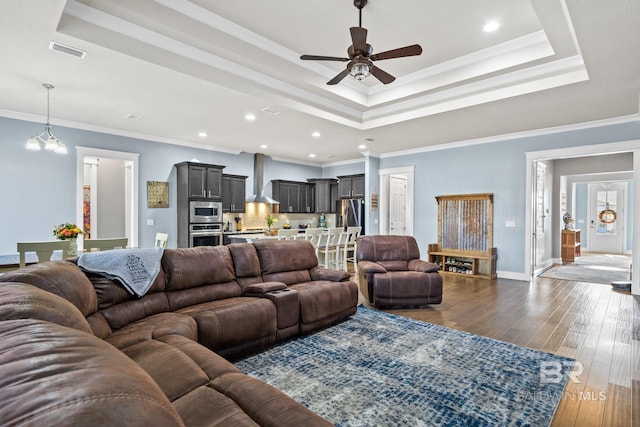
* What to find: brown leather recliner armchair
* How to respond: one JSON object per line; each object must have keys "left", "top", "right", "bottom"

{"left": 358, "top": 235, "right": 443, "bottom": 308}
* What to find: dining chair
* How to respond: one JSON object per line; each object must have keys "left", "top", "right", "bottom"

{"left": 154, "top": 232, "right": 169, "bottom": 248}
{"left": 303, "top": 228, "right": 325, "bottom": 258}
{"left": 334, "top": 230, "right": 350, "bottom": 271}
{"left": 343, "top": 226, "right": 361, "bottom": 271}
{"left": 277, "top": 229, "right": 300, "bottom": 240}
{"left": 17, "top": 241, "right": 71, "bottom": 268}
{"left": 317, "top": 228, "right": 342, "bottom": 269}
{"left": 83, "top": 237, "right": 128, "bottom": 252}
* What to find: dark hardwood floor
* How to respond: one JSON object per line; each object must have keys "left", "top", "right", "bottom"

{"left": 353, "top": 272, "right": 637, "bottom": 427}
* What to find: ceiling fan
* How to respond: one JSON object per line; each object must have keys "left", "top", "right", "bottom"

{"left": 300, "top": 0, "right": 422, "bottom": 85}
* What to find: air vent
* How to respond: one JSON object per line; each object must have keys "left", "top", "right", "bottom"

{"left": 49, "top": 41, "right": 86, "bottom": 59}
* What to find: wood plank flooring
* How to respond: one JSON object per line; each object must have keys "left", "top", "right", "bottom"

{"left": 353, "top": 273, "right": 637, "bottom": 426}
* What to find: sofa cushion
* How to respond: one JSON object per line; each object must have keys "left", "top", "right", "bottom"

{"left": 213, "top": 372, "right": 332, "bottom": 426}
{"left": 0, "top": 283, "right": 92, "bottom": 334}
{"left": 122, "top": 334, "right": 331, "bottom": 426}
{"left": 253, "top": 240, "right": 316, "bottom": 284}
{"left": 0, "top": 261, "right": 98, "bottom": 318}
{"left": 373, "top": 271, "right": 443, "bottom": 299}
{"left": 163, "top": 247, "right": 237, "bottom": 291}
{"left": 99, "top": 291, "right": 171, "bottom": 331}
{"left": 85, "top": 268, "right": 167, "bottom": 310}
{"left": 177, "top": 297, "right": 277, "bottom": 360}
{"left": 289, "top": 281, "right": 358, "bottom": 326}
{"left": 0, "top": 319, "right": 183, "bottom": 427}
{"left": 104, "top": 312, "right": 198, "bottom": 350}
{"left": 358, "top": 235, "right": 422, "bottom": 264}
{"left": 228, "top": 243, "right": 265, "bottom": 289}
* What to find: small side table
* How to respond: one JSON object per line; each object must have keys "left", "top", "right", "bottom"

{"left": 561, "top": 229, "right": 581, "bottom": 263}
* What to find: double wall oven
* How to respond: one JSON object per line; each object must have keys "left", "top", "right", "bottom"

{"left": 189, "top": 201, "right": 223, "bottom": 247}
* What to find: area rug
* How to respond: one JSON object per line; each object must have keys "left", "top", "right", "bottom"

{"left": 539, "top": 264, "right": 630, "bottom": 284}
{"left": 236, "top": 306, "right": 574, "bottom": 427}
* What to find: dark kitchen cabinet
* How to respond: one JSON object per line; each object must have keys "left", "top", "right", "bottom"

{"left": 307, "top": 178, "right": 338, "bottom": 213}
{"left": 222, "top": 174, "right": 247, "bottom": 213}
{"left": 272, "top": 180, "right": 314, "bottom": 213}
{"left": 337, "top": 174, "right": 365, "bottom": 199}
{"left": 176, "top": 162, "right": 224, "bottom": 201}
{"left": 300, "top": 183, "right": 315, "bottom": 213}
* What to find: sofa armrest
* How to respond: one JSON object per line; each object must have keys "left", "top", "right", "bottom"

{"left": 409, "top": 259, "right": 441, "bottom": 273}
{"left": 310, "top": 266, "right": 351, "bottom": 282}
{"left": 243, "top": 281, "right": 287, "bottom": 296}
{"left": 358, "top": 260, "right": 387, "bottom": 275}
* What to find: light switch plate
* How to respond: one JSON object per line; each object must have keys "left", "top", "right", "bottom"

{"left": 147, "top": 219, "right": 155, "bottom": 226}
{"left": 505, "top": 220, "right": 516, "bottom": 228}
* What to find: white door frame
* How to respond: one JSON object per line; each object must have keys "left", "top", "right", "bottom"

{"left": 76, "top": 147, "right": 139, "bottom": 250}
{"left": 525, "top": 139, "right": 640, "bottom": 296}
{"left": 379, "top": 166, "right": 414, "bottom": 236}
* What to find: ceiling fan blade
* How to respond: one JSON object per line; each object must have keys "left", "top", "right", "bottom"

{"left": 327, "top": 68, "right": 352, "bottom": 85}
{"left": 300, "top": 55, "right": 350, "bottom": 62}
{"left": 370, "top": 44, "right": 422, "bottom": 61}
{"left": 370, "top": 66, "right": 396, "bottom": 84}
{"left": 350, "top": 27, "right": 368, "bottom": 54}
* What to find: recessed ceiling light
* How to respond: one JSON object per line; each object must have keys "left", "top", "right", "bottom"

{"left": 358, "top": 144, "right": 367, "bottom": 149}
{"left": 483, "top": 21, "right": 500, "bottom": 32}
{"left": 198, "top": 131, "right": 207, "bottom": 137}
{"left": 260, "top": 144, "right": 268, "bottom": 149}
{"left": 245, "top": 113, "right": 256, "bottom": 121}
{"left": 309, "top": 153, "right": 316, "bottom": 158}
{"left": 311, "top": 131, "right": 321, "bottom": 138}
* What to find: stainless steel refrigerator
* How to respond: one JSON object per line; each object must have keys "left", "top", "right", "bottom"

{"left": 337, "top": 198, "right": 365, "bottom": 234}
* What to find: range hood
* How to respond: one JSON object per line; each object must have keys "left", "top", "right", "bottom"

{"left": 247, "top": 153, "right": 279, "bottom": 204}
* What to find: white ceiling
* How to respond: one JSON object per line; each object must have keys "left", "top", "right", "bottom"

{"left": 1, "top": 0, "right": 639, "bottom": 164}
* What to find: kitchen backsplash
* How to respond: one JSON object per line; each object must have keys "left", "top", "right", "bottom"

{"left": 222, "top": 204, "right": 336, "bottom": 232}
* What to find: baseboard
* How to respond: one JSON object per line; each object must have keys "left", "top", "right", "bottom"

{"left": 496, "top": 270, "right": 530, "bottom": 281}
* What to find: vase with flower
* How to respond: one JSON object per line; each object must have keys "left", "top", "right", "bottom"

{"left": 562, "top": 212, "right": 574, "bottom": 230}
{"left": 53, "top": 223, "right": 85, "bottom": 256}
{"left": 265, "top": 214, "right": 277, "bottom": 235}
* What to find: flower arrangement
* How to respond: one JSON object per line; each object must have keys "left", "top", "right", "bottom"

{"left": 265, "top": 214, "right": 277, "bottom": 232}
{"left": 53, "top": 223, "right": 85, "bottom": 240}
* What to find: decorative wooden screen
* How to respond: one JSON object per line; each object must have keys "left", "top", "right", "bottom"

{"left": 436, "top": 193, "right": 493, "bottom": 254}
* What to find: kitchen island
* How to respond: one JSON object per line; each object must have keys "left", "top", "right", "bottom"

{"left": 227, "top": 232, "right": 280, "bottom": 243}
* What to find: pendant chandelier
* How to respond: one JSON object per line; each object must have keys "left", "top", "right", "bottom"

{"left": 25, "top": 83, "right": 67, "bottom": 154}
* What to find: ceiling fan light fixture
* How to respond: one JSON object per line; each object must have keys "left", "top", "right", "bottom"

{"left": 350, "top": 62, "right": 370, "bottom": 81}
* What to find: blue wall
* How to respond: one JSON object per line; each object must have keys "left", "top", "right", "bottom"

{"left": 0, "top": 116, "right": 360, "bottom": 254}
{"left": 2, "top": 114, "right": 639, "bottom": 274}
{"left": 379, "top": 121, "right": 640, "bottom": 274}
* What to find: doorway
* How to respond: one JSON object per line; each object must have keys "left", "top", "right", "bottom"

{"left": 379, "top": 166, "right": 414, "bottom": 236}
{"left": 389, "top": 175, "right": 407, "bottom": 235}
{"left": 525, "top": 140, "right": 640, "bottom": 295}
{"left": 76, "top": 147, "right": 139, "bottom": 250}
{"left": 587, "top": 182, "right": 627, "bottom": 254}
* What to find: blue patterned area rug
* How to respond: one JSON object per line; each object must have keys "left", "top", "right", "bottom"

{"left": 236, "top": 306, "right": 574, "bottom": 427}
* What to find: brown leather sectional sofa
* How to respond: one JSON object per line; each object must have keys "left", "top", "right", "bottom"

{"left": 0, "top": 239, "right": 358, "bottom": 426}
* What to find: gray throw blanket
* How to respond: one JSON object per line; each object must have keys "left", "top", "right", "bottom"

{"left": 78, "top": 247, "right": 163, "bottom": 297}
